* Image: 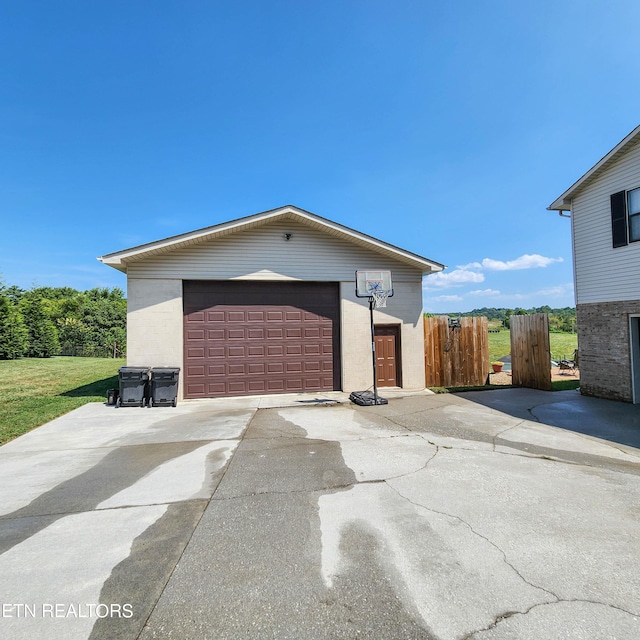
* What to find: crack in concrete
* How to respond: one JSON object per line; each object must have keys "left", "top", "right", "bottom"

{"left": 383, "top": 481, "right": 560, "bottom": 603}
{"left": 491, "top": 420, "right": 527, "bottom": 451}
{"left": 379, "top": 446, "right": 440, "bottom": 483}
{"left": 462, "top": 598, "right": 640, "bottom": 639}
{"left": 210, "top": 448, "right": 441, "bottom": 502}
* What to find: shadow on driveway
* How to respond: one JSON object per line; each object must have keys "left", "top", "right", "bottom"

{"left": 456, "top": 387, "right": 640, "bottom": 450}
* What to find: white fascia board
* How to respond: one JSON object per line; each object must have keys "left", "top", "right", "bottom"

{"left": 97, "top": 205, "right": 445, "bottom": 274}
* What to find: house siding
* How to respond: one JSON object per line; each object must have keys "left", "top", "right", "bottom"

{"left": 576, "top": 300, "right": 640, "bottom": 402}
{"left": 572, "top": 137, "right": 640, "bottom": 304}
{"left": 125, "top": 220, "right": 421, "bottom": 283}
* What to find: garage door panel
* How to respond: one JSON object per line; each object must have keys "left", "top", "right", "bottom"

{"left": 228, "top": 380, "right": 249, "bottom": 394}
{"left": 267, "top": 345, "right": 284, "bottom": 356}
{"left": 207, "top": 382, "right": 227, "bottom": 395}
{"left": 228, "top": 364, "right": 247, "bottom": 375}
{"left": 183, "top": 281, "right": 340, "bottom": 398}
{"left": 187, "top": 385, "right": 206, "bottom": 397}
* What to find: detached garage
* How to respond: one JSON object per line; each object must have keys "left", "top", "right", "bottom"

{"left": 99, "top": 205, "right": 444, "bottom": 400}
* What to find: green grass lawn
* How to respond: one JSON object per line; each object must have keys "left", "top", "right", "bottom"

{"left": 488, "top": 330, "right": 577, "bottom": 363}
{"left": 0, "top": 356, "right": 125, "bottom": 446}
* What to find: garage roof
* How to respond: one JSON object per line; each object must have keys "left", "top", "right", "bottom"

{"left": 98, "top": 205, "right": 445, "bottom": 274}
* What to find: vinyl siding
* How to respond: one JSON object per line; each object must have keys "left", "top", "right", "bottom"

{"left": 572, "top": 137, "right": 640, "bottom": 304}
{"left": 126, "top": 220, "right": 423, "bottom": 284}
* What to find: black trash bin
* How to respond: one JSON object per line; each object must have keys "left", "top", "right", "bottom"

{"left": 117, "top": 367, "right": 150, "bottom": 408}
{"left": 148, "top": 367, "right": 180, "bottom": 407}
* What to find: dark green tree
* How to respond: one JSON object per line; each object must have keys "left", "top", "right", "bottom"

{"left": 0, "top": 294, "right": 28, "bottom": 359}
{"left": 20, "top": 292, "right": 60, "bottom": 358}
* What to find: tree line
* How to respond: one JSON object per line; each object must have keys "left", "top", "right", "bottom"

{"left": 433, "top": 306, "right": 577, "bottom": 332}
{"left": 0, "top": 283, "right": 126, "bottom": 360}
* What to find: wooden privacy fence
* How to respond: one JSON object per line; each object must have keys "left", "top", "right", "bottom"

{"left": 424, "top": 316, "right": 489, "bottom": 387}
{"left": 510, "top": 313, "right": 552, "bottom": 391}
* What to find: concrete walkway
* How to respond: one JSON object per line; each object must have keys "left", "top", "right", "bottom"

{"left": 0, "top": 389, "right": 639, "bottom": 639}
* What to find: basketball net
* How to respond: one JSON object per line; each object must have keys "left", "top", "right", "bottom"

{"left": 371, "top": 290, "right": 388, "bottom": 308}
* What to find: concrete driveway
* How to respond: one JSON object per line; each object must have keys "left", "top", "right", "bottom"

{"left": 0, "top": 389, "right": 639, "bottom": 639}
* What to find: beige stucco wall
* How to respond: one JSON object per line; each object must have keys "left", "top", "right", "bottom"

{"left": 127, "top": 278, "right": 184, "bottom": 398}
{"left": 124, "top": 221, "right": 431, "bottom": 397}
{"left": 340, "top": 281, "right": 426, "bottom": 391}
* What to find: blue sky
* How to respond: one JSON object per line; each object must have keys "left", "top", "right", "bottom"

{"left": 2, "top": 0, "right": 640, "bottom": 312}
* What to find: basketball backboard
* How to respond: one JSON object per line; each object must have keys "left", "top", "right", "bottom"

{"left": 355, "top": 270, "right": 393, "bottom": 298}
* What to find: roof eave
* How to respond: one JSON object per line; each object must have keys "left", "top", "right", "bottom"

{"left": 97, "top": 205, "right": 445, "bottom": 274}
{"left": 547, "top": 124, "right": 640, "bottom": 211}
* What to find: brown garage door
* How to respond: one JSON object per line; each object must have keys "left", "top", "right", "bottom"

{"left": 183, "top": 281, "right": 341, "bottom": 398}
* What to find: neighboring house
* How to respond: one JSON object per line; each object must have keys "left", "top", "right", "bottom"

{"left": 549, "top": 125, "right": 640, "bottom": 403}
{"left": 99, "top": 205, "right": 444, "bottom": 400}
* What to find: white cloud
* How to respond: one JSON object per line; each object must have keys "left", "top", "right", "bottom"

{"left": 536, "top": 283, "right": 574, "bottom": 297}
{"left": 469, "top": 289, "right": 501, "bottom": 296}
{"left": 477, "top": 254, "right": 563, "bottom": 271}
{"left": 427, "top": 294, "right": 464, "bottom": 302}
{"left": 457, "top": 261, "right": 483, "bottom": 270}
{"left": 423, "top": 269, "right": 484, "bottom": 290}
{"left": 457, "top": 255, "right": 563, "bottom": 271}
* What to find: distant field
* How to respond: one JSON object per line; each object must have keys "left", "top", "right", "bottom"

{"left": 488, "top": 329, "right": 577, "bottom": 363}
{"left": 0, "top": 357, "right": 124, "bottom": 445}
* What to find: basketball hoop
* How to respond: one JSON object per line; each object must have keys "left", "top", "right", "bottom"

{"left": 371, "top": 290, "right": 388, "bottom": 308}
{"left": 350, "top": 270, "right": 394, "bottom": 407}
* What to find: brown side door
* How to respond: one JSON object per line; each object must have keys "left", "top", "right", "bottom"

{"left": 374, "top": 325, "right": 401, "bottom": 387}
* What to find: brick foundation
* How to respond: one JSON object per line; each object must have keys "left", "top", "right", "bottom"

{"left": 576, "top": 301, "right": 640, "bottom": 402}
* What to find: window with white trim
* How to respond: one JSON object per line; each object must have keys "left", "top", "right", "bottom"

{"left": 610, "top": 188, "right": 640, "bottom": 247}
{"left": 628, "top": 187, "right": 640, "bottom": 242}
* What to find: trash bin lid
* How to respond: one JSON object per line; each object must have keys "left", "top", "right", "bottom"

{"left": 119, "top": 366, "right": 151, "bottom": 373}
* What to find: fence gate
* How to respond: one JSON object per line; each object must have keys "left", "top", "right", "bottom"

{"left": 424, "top": 316, "right": 489, "bottom": 387}
{"left": 510, "top": 313, "right": 552, "bottom": 391}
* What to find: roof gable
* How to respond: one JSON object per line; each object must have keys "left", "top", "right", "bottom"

{"left": 98, "top": 205, "right": 444, "bottom": 274}
{"left": 548, "top": 125, "right": 640, "bottom": 211}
